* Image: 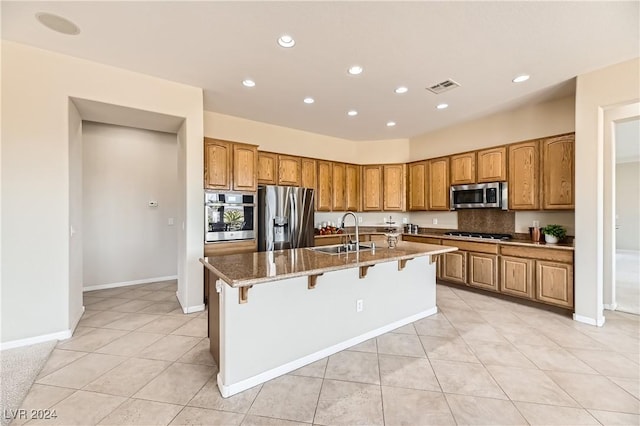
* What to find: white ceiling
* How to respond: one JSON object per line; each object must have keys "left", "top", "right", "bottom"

{"left": 2, "top": 1, "right": 638, "bottom": 141}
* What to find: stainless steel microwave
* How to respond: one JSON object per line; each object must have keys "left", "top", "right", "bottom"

{"left": 205, "top": 192, "right": 256, "bottom": 242}
{"left": 450, "top": 182, "right": 508, "bottom": 210}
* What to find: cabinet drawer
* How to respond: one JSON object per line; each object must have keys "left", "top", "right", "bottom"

{"left": 442, "top": 239, "right": 498, "bottom": 254}
{"left": 403, "top": 235, "right": 441, "bottom": 245}
{"left": 204, "top": 240, "right": 257, "bottom": 257}
{"left": 500, "top": 245, "right": 573, "bottom": 263}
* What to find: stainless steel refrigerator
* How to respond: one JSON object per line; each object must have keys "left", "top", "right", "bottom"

{"left": 258, "top": 185, "right": 315, "bottom": 251}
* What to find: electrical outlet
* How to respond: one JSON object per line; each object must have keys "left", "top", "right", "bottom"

{"left": 533, "top": 220, "right": 540, "bottom": 228}
{"left": 356, "top": 299, "right": 363, "bottom": 313}
{"left": 358, "top": 216, "right": 363, "bottom": 223}
{"left": 168, "top": 218, "right": 174, "bottom": 226}
{"left": 402, "top": 217, "right": 408, "bottom": 224}
{"left": 432, "top": 218, "right": 438, "bottom": 225}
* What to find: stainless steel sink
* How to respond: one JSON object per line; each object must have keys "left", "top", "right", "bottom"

{"left": 308, "top": 243, "right": 373, "bottom": 255}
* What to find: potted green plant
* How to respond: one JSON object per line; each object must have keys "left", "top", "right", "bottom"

{"left": 542, "top": 224, "right": 566, "bottom": 244}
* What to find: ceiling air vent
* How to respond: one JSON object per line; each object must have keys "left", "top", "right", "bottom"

{"left": 426, "top": 79, "right": 460, "bottom": 94}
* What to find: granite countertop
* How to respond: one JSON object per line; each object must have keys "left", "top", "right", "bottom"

{"left": 200, "top": 241, "right": 456, "bottom": 287}
{"left": 403, "top": 233, "right": 575, "bottom": 251}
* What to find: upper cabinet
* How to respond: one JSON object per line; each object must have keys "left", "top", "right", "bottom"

{"left": 508, "top": 140, "right": 540, "bottom": 210}
{"left": 232, "top": 143, "right": 257, "bottom": 192}
{"left": 332, "top": 162, "right": 346, "bottom": 211}
{"left": 477, "top": 146, "right": 507, "bottom": 182}
{"left": 450, "top": 152, "right": 476, "bottom": 185}
{"left": 316, "top": 160, "right": 333, "bottom": 211}
{"left": 408, "top": 161, "right": 428, "bottom": 211}
{"left": 428, "top": 157, "right": 450, "bottom": 210}
{"left": 257, "top": 152, "right": 277, "bottom": 185}
{"left": 541, "top": 134, "right": 574, "bottom": 209}
{"left": 345, "top": 164, "right": 360, "bottom": 211}
{"left": 362, "top": 165, "right": 383, "bottom": 211}
{"left": 300, "top": 158, "right": 317, "bottom": 190}
{"left": 204, "top": 138, "right": 257, "bottom": 192}
{"left": 204, "top": 138, "right": 232, "bottom": 190}
{"left": 277, "top": 154, "right": 301, "bottom": 186}
{"left": 383, "top": 164, "right": 406, "bottom": 211}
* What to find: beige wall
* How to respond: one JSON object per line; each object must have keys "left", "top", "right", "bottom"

{"left": 82, "top": 123, "right": 178, "bottom": 288}
{"left": 575, "top": 57, "right": 640, "bottom": 325}
{"left": 616, "top": 161, "right": 640, "bottom": 251}
{"left": 409, "top": 96, "right": 576, "bottom": 160}
{"left": 204, "top": 111, "right": 411, "bottom": 164}
{"left": 1, "top": 41, "right": 204, "bottom": 347}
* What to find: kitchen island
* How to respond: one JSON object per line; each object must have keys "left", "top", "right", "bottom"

{"left": 200, "top": 241, "right": 456, "bottom": 397}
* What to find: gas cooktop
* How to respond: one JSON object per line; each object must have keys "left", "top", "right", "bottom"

{"left": 444, "top": 231, "right": 512, "bottom": 241}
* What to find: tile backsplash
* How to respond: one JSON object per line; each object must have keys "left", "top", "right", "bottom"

{"left": 457, "top": 209, "right": 515, "bottom": 234}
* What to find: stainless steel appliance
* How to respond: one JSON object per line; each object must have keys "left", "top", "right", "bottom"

{"left": 258, "top": 185, "right": 315, "bottom": 251}
{"left": 450, "top": 182, "right": 508, "bottom": 210}
{"left": 205, "top": 192, "right": 255, "bottom": 242}
{"left": 444, "top": 231, "right": 511, "bottom": 240}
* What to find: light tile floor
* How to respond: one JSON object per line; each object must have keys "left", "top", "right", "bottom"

{"left": 14, "top": 280, "right": 640, "bottom": 425}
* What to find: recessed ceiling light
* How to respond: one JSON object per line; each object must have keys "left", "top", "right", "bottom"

{"left": 303, "top": 97, "right": 315, "bottom": 104}
{"left": 436, "top": 103, "right": 449, "bottom": 110}
{"left": 277, "top": 35, "right": 295, "bottom": 48}
{"left": 386, "top": 121, "right": 396, "bottom": 127}
{"left": 242, "top": 79, "right": 256, "bottom": 87}
{"left": 35, "top": 12, "right": 80, "bottom": 35}
{"left": 512, "top": 74, "right": 530, "bottom": 83}
{"left": 348, "top": 65, "right": 363, "bottom": 75}
{"left": 394, "top": 86, "right": 408, "bottom": 94}
{"left": 347, "top": 110, "right": 358, "bottom": 116}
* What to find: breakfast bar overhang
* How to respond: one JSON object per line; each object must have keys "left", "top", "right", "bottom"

{"left": 201, "top": 241, "right": 457, "bottom": 397}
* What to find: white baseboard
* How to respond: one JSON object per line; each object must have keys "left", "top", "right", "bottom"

{"left": 573, "top": 313, "right": 606, "bottom": 327}
{"left": 83, "top": 275, "right": 177, "bottom": 292}
{"left": 217, "top": 306, "right": 438, "bottom": 398}
{"left": 604, "top": 303, "right": 618, "bottom": 310}
{"left": 1, "top": 329, "right": 72, "bottom": 351}
{"left": 175, "top": 290, "right": 205, "bottom": 314}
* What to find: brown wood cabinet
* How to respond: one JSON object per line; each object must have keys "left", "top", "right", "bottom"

{"left": 508, "top": 140, "right": 540, "bottom": 210}
{"left": 332, "top": 162, "right": 347, "bottom": 211}
{"left": 345, "top": 164, "right": 360, "bottom": 211}
{"left": 232, "top": 143, "right": 257, "bottom": 192}
{"left": 204, "top": 139, "right": 257, "bottom": 192}
{"left": 300, "top": 158, "right": 317, "bottom": 189}
{"left": 383, "top": 164, "right": 406, "bottom": 211}
{"left": 536, "top": 260, "right": 574, "bottom": 308}
{"left": 408, "top": 161, "right": 428, "bottom": 211}
{"left": 468, "top": 252, "right": 498, "bottom": 291}
{"left": 441, "top": 250, "right": 467, "bottom": 284}
{"left": 257, "top": 151, "right": 278, "bottom": 185}
{"left": 277, "top": 154, "right": 301, "bottom": 186}
{"left": 450, "top": 152, "right": 476, "bottom": 185}
{"left": 362, "top": 165, "right": 383, "bottom": 211}
{"left": 477, "top": 146, "right": 507, "bottom": 182}
{"left": 204, "top": 138, "right": 232, "bottom": 190}
{"left": 500, "top": 256, "right": 534, "bottom": 299}
{"left": 316, "top": 160, "right": 333, "bottom": 211}
{"left": 541, "top": 134, "right": 574, "bottom": 209}
{"left": 428, "top": 157, "right": 450, "bottom": 210}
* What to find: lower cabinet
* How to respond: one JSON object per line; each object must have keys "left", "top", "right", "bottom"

{"left": 535, "top": 260, "right": 574, "bottom": 308}
{"left": 468, "top": 252, "right": 498, "bottom": 291}
{"left": 500, "top": 256, "right": 534, "bottom": 299}
{"left": 441, "top": 251, "right": 467, "bottom": 284}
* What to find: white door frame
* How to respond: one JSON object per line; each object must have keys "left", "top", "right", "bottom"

{"left": 603, "top": 102, "right": 640, "bottom": 310}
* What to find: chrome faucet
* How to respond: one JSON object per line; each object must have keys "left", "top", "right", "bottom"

{"left": 340, "top": 211, "right": 360, "bottom": 252}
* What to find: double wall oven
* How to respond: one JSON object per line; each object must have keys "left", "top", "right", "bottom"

{"left": 205, "top": 191, "right": 255, "bottom": 242}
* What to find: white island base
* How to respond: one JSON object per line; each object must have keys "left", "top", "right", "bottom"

{"left": 212, "top": 255, "right": 437, "bottom": 398}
